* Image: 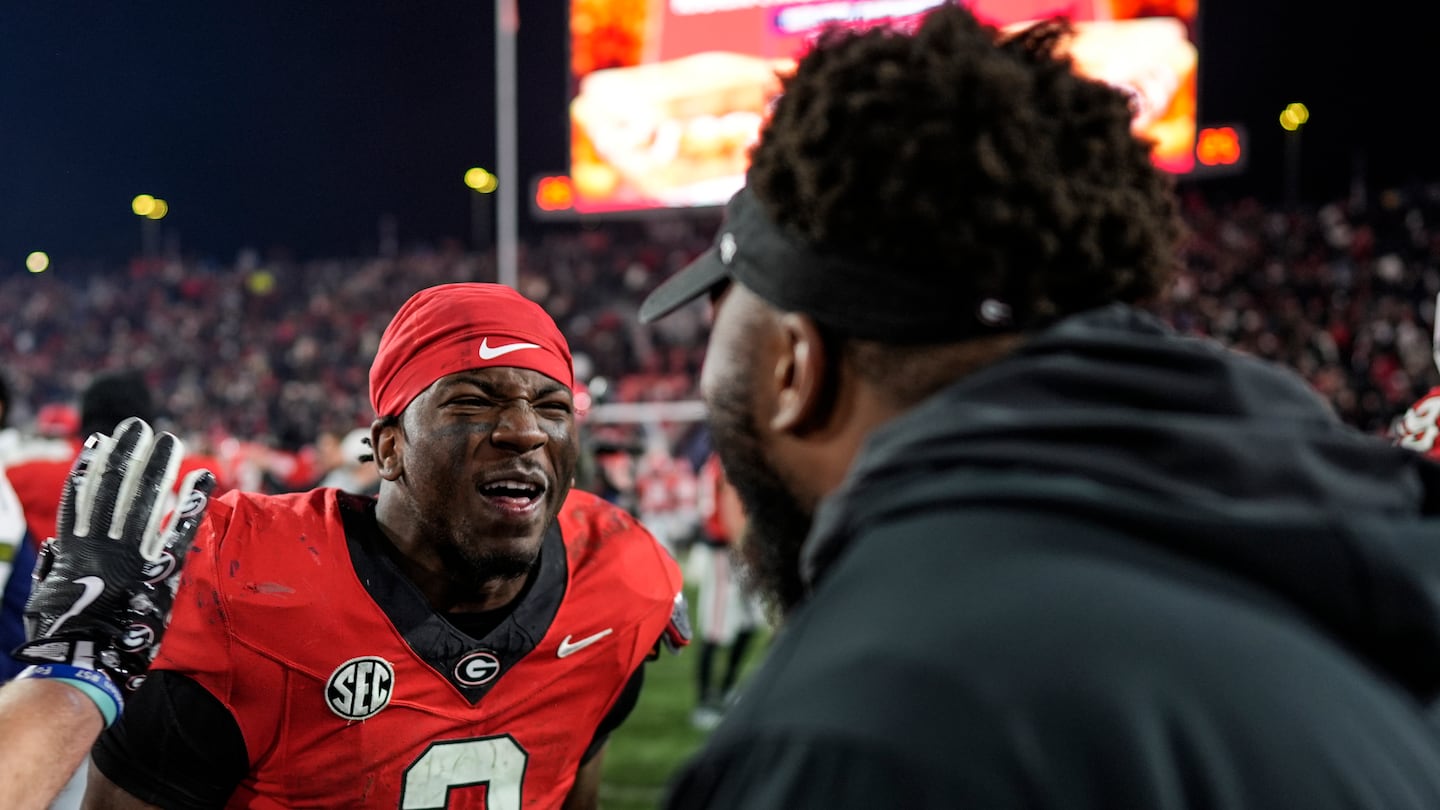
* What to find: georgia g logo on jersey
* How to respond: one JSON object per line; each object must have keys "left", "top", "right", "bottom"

{"left": 326, "top": 656, "right": 394, "bottom": 720}
{"left": 454, "top": 650, "right": 501, "bottom": 687}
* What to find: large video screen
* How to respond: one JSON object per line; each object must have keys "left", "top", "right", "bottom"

{"left": 568, "top": 0, "right": 1199, "bottom": 215}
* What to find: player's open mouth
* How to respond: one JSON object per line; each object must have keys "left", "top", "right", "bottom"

{"left": 478, "top": 479, "right": 546, "bottom": 516}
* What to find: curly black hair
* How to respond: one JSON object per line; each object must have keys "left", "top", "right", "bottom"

{"left": 747, "top": 4, "right": 1183, "bottom": 334}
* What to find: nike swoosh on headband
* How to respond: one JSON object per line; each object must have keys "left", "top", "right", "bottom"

{"left": 478, "top": 338, "right": 543, "bottom": 360}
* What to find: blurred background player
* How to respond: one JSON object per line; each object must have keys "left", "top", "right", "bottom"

{"left": 689, "top": 452, "right": 764, "bottom": 731}
{"left": 579, "top": 426, "right": 644, "bottom": 516}
{"left": 1392, "top": 293, "right": 1440, "bottom": 459}
{"left": 0, "top": 468, "right": 36, "bottom": 682}
{"left": 1393, "top": 386, "right": 1440, "bottom": 458}
{"left": 0, "top": 372, "right": 16, "bottom": 462}
{"left": 314, "top": 426, "right": 381, "bottom": 495}
{"left": 0, "top": 370, "right": 36, "bottom": 682}
{"left": 7, "top": 370, "right": 217, "bottom": 549}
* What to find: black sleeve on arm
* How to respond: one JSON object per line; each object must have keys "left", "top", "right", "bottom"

{"left": 91, "top": 670, "right": 249, "bottom": 810}
{"left": 580, "top": 664, "right": 645, "bottom": 764}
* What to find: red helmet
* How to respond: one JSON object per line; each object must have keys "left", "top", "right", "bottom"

{"left": 35, "top": 403, "right": 80, "bottom": 438}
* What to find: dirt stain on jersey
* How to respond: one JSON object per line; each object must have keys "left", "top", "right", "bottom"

{"left": 243, "top": 581, "right": 295, "bottom": 595}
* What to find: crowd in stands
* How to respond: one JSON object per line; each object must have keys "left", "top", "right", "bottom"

{"left": 1157, "top": 183, "right": 1440, "bottom": 433}
{"left": 2, "top": 181, "right": 1439, "bottom": 499}
{"left": 2, "top": 217, "right": 717, "bottom": 443}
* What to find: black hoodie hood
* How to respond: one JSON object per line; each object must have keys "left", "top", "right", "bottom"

{"left": 805, "top": 304, "right": 1440, "bottom": 700}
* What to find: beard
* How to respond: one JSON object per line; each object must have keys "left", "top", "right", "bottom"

{"left": 412, "top": 512, "right": 539, "bottom": 590}
{"left": 705, "top": 376, "right": 814, "bottom": 618}
{"left": 443, "top": 541, "right": 537, "bottom": 588}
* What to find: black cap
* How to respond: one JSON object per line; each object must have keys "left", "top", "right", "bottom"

{"left": 639, "top": 187, "right": 1018, "bottom": 342}
{"left": 637, "top": 232, "right": 733, "bottom": 326}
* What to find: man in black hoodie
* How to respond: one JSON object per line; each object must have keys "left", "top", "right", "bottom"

{"left": 640, "top": 4, "right": 1440, "bottom": 807}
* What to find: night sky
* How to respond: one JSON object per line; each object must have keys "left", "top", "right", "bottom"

{"left": 1, "top": 1, "right": 1434, "bottom": 269}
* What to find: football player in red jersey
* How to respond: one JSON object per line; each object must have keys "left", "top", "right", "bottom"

{"left": 689, "top": 452, "right": 765, "bottom": 731}
{"left": 84, "top": 283, "right": 690, "bottom": 810}
{"left": 7, "top": 370, "right": 221, "bottom": 549}
{"left": 1393, "top": 386, "right": 1440, "bottom": 459}
{"left": 1391, "top": 294, "right": 1440, "bottom": 459}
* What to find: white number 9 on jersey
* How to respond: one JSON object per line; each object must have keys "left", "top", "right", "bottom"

{"left": 401, "top": 735, "right": 528, "bottom": 809}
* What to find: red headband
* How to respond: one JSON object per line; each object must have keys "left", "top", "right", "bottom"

{"left": 369, "top": 283, "right": 574, "bottom": 418}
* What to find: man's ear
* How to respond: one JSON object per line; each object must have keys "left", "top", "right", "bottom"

{"left": 771, "top": 313, "right": 836, "bottom": 435}
{"left": 371, "top": 418, "right": 404, "bottom": 481}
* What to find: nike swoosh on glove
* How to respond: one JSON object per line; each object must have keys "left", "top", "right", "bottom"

{"left": 12, "top": 417, "right": 215, "bottom": 693}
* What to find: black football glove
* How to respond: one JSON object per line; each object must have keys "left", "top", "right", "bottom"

{"left": 12, "top": 417, "right": 216, "bottom": 693}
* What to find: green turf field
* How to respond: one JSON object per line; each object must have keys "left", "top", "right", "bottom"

{"left": 597, "top": 585, "right": 771, "bottom": 810}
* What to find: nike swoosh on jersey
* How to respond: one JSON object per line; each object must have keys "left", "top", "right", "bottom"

{"left": 557, "top": 628, "right": 613, "bottom": 658}
{"left": 48, "top": 575, "right": 106, "bottom": 635}
{"left": 478, "top": 338, "right": 543, "bottom": 360}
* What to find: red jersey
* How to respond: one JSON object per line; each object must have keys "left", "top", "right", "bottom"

{"left": 697, "top": 454, "right": 744, "bottom": 546}
{"left": 5, "top": 451, "right": 73, "bottom": 547}
{"left": 7, "top": 443, "right": 219, "bottom": 547}
{"left": 1395, "top": 386, "right": 1440, "bottom": 460}
{"left": 150, "top": 486, "right": 684, "bottom": 809}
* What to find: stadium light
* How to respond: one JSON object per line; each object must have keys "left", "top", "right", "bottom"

{"left": 465, "top": 167, "right": 498, "bottom": 194}
{"left": 133, "top": 193, "right": 165, "bottom": 259}
{"left": 466, "top": 168, "right": 497, "bottom": 250}
{"left": 1279, "top": 102, "right": 1309, "bottom": 132}
{"left": 132, "top": 194, "right": 167, "bottom": 219}
{"left": 25, "top": 251, "right": 50, "bottom": 273}
{"left": 1280, "top": 103, "right": 1308, "bottom": 208}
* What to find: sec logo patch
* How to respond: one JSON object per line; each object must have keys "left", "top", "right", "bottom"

{"left": 326, "top": 656, "right": 394, "bottom": 720}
